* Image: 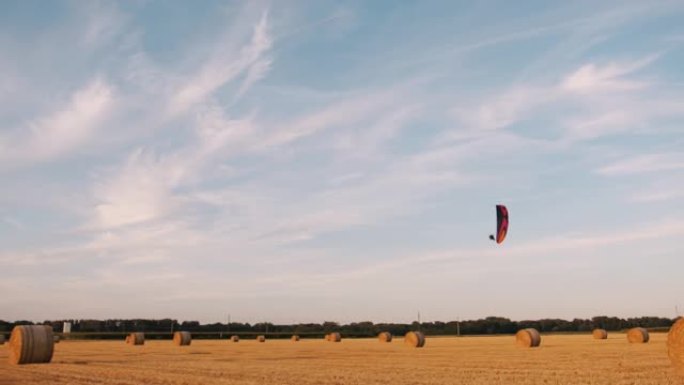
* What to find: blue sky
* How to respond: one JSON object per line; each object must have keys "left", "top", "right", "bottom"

{"left": 1, "top": 0, "right": 684, "bottom": 324}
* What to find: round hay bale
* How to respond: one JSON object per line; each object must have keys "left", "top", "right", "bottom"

{"left": 515, "top": 328, "right": 541, "bottom": 348}
{"left": 256, "top": 335, "right": 265, "bottom": 342}
{"left": 592, "top": 329, "right": 608, "bottom": 340}
{"left": 627, "top": 327, "right": 649, "bottom": 343}
{"left": 127, "top": 332, "right": 145, "bottom": 346}
{"left": 53, "top": 335, "right": 60, "bottom": 344}
{"left": 291, "top": 335, "right": 300, "bottom": 342}
{"left": 668, "top": 318, "right": 684, "bottom": 376}
{"left": 404, "top": 331, "right": 425, "bottom": 348}
{"left": 173, "top": 331, "right": 191, "bottom": 346}
{"left": 324, "top": 333, "right": 330, "bottom": 341}
{"left": 231, "top": 335, "right": 239, "bottom": 342}
{"left": 8, "top": 325, "right": 54, "bottom": 365}
{"left": 378, "top": 332, "right": 392, "bottom": 342}
{"left": 328, "top": 332, "right": 341, "bottom": 342}
{"left": 0, "top": 335, "right": 5, "bottom": 345}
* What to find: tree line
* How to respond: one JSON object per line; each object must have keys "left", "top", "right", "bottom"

{"left": 0, "top": 316, "right": 675, "bottom": 338}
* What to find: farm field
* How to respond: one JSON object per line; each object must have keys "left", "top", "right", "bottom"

{"left": 0, "top": 334, "right": 680, "bottom": 385}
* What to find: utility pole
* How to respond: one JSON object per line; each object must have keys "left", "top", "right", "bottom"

{"left": 417, "top": 311, "right": 421, "bottom": 331}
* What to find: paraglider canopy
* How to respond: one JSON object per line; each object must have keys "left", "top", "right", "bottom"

{"left": 489, "top": 205, "right": 508, "bottom": 244}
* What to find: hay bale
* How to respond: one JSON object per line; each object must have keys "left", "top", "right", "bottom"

{"left": 0, "top": 335, "right": 5, "bottom": 345}
{"left": 324, "top": 333, "right": 330, "bottom": 341}
{"left": 173, "top": 331, "right": 191, "bottom": 346}
{"left": 127, "top": 332, "right": 145, "bottom": 345}
{"left": 668, "top": 318, "right": 684, "bottom": 376}
{"left": 404, "top": 331, "right": 425, "bottom": 348}
{"left": 8, "top": 325, "right": 54, "bottom": 365}
{"left": 516, "top": 328, "right": 541, "bottom": 348}
{"left": 291, "top": 335, "right": 300, "bottom": 342}
{"left": 378, "top": 332, "right": 392, "bottom": 342}
{"left": 627, "top": 327, "right": 649, "bottom": 343}
{"left": 231, "top": 335, "right": 239, "bottom": 342}
{"left": 256, "top": 335, "right": 265, "bottom": 342}
{"left": 53, "top": 335, "right": 60, "bottom": 344}
{"left": 592, "top": 329, "right": 608, "bottom": 340}
{"left": 328, "top": 332, "right": 341, "bottom": 342}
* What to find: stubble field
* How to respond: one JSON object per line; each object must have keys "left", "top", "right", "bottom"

{"left": 0, "top": 333, "right": 681, "bottom": 385}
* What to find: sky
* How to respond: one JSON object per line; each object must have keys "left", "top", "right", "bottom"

{"left": 1, "top": 0, "right": 684, "bottom": 324}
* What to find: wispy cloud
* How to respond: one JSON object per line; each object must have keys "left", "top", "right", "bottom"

{"left": 0, "top": 79, "right": 114, "bottom": 165}
{"left": 560, "top": 55, "right": 659, "bottom": 93}
{"left": 79, "top": 1, "right": 128, "bottom": 47}
{"left": 2, "top": 1, "right": 684, "bottom": 322}
{"left": 630, "top": 188, "right": 684, "bottom": 203}
{"left": 168, "top": 11, "right": 272, "bottom": 116}
{"left": 93, "top": 150, "right": 175, "bottom": 228}
{"left": 258, "top": 88, "right": 402, "bottom": 148}
{"left": 597, "top": 153, "right": 684, "bottom": 176}
{"left": 447, "top": 51, "right": 679, "bottom": 146}
{"left": 450, "top": 86, "right": 553, "bottom": 132}
{"left": 256, "top": 217, "right": 684, "bottom": 289}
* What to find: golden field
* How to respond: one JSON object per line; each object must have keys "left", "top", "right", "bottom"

{"left": 0, "top": 333, "right": 681, "bottom": 385}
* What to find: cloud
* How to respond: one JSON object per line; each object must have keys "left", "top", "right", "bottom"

{"left": 630, "top": 188, "right": 684, "bottom": 203}
{"left": 3, "top": 2, "right": 684, "bottom": 322}
{"left": 254, "top": 217, "right": 684, "bottom": 289}
{"left": 79, "top": 1, "right": 128, "bottom": 47}
{"left": 450, "top": 87, "right": 553, "bottom": 132}
{"left": 249, "top": 143, "right": 475, "bottom": 243}
{"left": 330, "top": 104, "right": 422, "bottom": 159}
{"left": 447, "top": 52, "right": 676, "bottom": 146}
{"left": 234, "top": 11, "right": 273, "bottom": 100}
{"left": 194, "top": 105, "right": 257, "bottom": 156}
{"left": 1, "top": 216, "right": 24, "bottom": 230}
{"left": 500, "top": 218, "right": 684, "bottom": 258}
{"left": 235, "top": 57, "right": 272, "bottom": 100}
{"left": 93, "top": 150, "right": 176, "bottom": 228}
{"left": 168, "top": 11, "right": 272, "bottom": 116}
{"left": 596, "top": 153, "right": 684, "bottom": 176}
{"left": 561, "top": 111, "right": 637, "bottom": 141}
{"left": 560, "top": 55, "right": 658, "bottom": 93}
{"left": 0, "top": 79, "right": 114, "bottom": 164}
{"left": 258, "top": 88, "right": 400, "bottom": 148}
{"left": 89, "top": 106, "right": 260, "bottom": 231}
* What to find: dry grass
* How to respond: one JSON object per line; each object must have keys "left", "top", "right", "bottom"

{"left": 0, "top": 334, "right": 680, "bottom": 384}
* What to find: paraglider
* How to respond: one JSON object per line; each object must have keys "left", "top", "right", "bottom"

{"left": 489, "top": 204, "right": 508, "bottom": 244}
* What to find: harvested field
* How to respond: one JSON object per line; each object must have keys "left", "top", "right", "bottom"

{"left": 0, "top": 334, "right": 679, "bottom": 384}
